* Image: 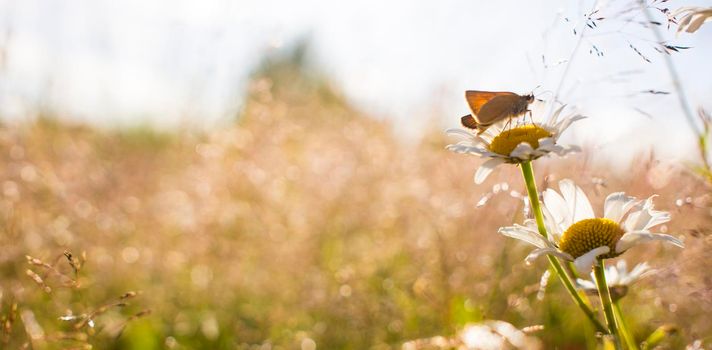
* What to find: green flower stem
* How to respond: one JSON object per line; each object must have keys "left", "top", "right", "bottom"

{"left": 520, "top": 161, "right": 607, "bottom": 334}
{"left": 594, "top": 260, "right": 622, "bottom": 349}
{"left": 614, "top": 300, "right": 639, "bottom": 350}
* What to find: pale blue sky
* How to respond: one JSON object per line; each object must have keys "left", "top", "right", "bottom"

{"left": 0, "top": 0, "right": 711, "bottom": 163}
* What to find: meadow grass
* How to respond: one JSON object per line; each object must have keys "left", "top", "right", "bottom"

{"left": 0, "top": 55, "right": 710, "bottom": 349}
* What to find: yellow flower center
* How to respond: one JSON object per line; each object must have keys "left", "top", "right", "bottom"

{"left": 559, "top": 218, "right": 625, "bottom": 259}
{"left": 488, "top": 125, "right": 552, "bottom": 156}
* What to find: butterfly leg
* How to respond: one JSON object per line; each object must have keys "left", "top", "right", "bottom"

{"left": 504, "top": 117, "right": 513, "bottom": 131}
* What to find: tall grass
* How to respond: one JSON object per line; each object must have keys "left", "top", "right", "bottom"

{"left": 0, "top": 49, "right": 709, "bottom": 349}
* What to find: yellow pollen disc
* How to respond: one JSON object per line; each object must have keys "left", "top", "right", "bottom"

{"left": 488, "top": 125, "right": 552, "bottom": 156}
{"left": 559, "top": 218, "right": 625, "bottom": 259}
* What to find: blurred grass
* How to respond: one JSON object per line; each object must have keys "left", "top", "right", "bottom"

{"left": 0, "top": 46, "right": 711, "bottom": 349}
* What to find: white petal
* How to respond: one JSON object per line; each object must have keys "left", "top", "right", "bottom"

{"left": 445, "top": 128, "right": 474, "bottom": 139}
{"left": 603, "top": 192, "right": 639, "bottom": 223}
{"left": 554, "top": 114, "right": 586, "bottom": 136}
{"left": 543, "top": 188, "right": 572, "bottom": 232}
{"left": 499, "top": 225, "right": 550, "bottom": 248}
{"left": 546, "top": 145, "right": 579, "bottom": 158}
{"left": 474, "top": 158, "right": 505, "bottom": 184}
{"left": 445, "top": 144, "right": 489, "bottom": 155}
{"left": 479, "top": 150, "right": 505, "bottom": 158}
{"left": 536, "top": 138, "right": 557, "bottom": 152}
{"left": 525, "top": 248, "right": 573, "bottom": 265}
{"left": 530, "top": 147, "right": 546, "bottom": 156}
{"left": 559, "top": 179, "right": 595, "bottom": 222}
{"left": 540, "top": 205, "right": 563, "bottom": 241}
{"left": 510, "top": 142, "right": 536, "bottom": 159}
{"left": 573, "top": 246, "right": 610, "bottom": 273}
{"left": 486, "top": 320, "right": 531, "bottom": 348}
{"left": 642, "top": 208, "right": 672, "bottom": 230}
{"left": 622, "top": 210, "right": 641, "bottom": 232}
{"left": 552, "top": 145, "right": 581, "bottom": 156}
{"left": 445, "top": 144, "right": 468, "bottom": 153}
{"left": 615, "top": 231, "right": 685, "bottom": 253}
{"left": 622, "top": 195, "right": 670, "bottom": 231}
{"left": 471, "top": 134, "right": 491, "bottom": 145}
{"left": 546, "top": 105, "right": 567, "bottom": 125}
{"left": 523, "top": 219, "right": 539, "bottom": 230}
{"left": 627, "top": 262, "right": 649, "bottom": 279}
{"left": 606, "top": 263, "right": 621, "bottom": 285}
{"left": 576, "top": 278, "right": 597, "bottom": 290}
{"left": 615, "top": 259, "right": 628, "bottom": 274}
{"left": 622, "top": 262, "right": 653, "bottom": 285}
{"left": 538, "top": 137, "right": 555, "bottom": 147}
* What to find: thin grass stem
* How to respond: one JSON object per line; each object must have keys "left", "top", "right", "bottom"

{"left": 614, "top": 300, "right": 639, "bottom": 350}
{"left": 594, "top": 260, "right": 623, "bottom": 349}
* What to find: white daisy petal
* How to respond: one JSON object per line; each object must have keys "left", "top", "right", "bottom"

{"left": 627, "top": 262, "right": 649, "bottom": 279}
{"left": 556, "top": 145, "right": 581, "bottom": 155}
{"left": 622, "top": 210, "right": 642, "bottom": 232}
{"left": 498, "top": 225, "right": 550, "bottom": 249}
{"left": 445, "top": 128, "right": 474, "bottom": 139}
{"left": 554, "top": 114, "right": 586, "bottom": 135}
{"left": 624, "top": 209, "right": 670, "bottom": 233}
{"left": 447, "top": 144, "right": 488, "bottom": 155}
{"left": 622, "top": 195, "right": 668, "bottom": 231}
{"left": 482, "top": 126, "right": 500, "bottom": 139}
{"left": 444, "top": 144, "right": 468, "bottom": 153}
{"left": 559, "top": 179, "right": 595, "bottom": 222}
{"left": 615, "top": 231, "right": 685, "bottom": 253}
{"left": 546, "top": 105, "right": 567, "bottom": 125}
{"left": 540, "top": 205, "right": 563, "bottom": 240}
{"left": 576, "top": 278, "right": 597, "bottom": 290}
{"left": 474, "top": 158, "right": 506, "bottom": 184}
{"left": 573, "top": 246, "right": 610, "bottom": 273}
{"left": 636, "top": 267, "right": 656, "bottom": 281}
{"left": 546, "top": 145, "right": 565, "bottom": 154}
{"left": 607, "top": 263, "right": 621, "bottom": 285}
{"left": 623, "top": 262, "right": 653, "bottom": 285}
{"left": 480, "top": 151, "right": 506, "bottom": 159}
{"left": 643, "top": 211, "right": 671, "bottom": 230}
{"left": 543, "top": 188, "right": 572, "bottom": 231}
{"left": 530, "top": 149, "right": 547, "bottom": 158}
{"left": 525, "top": 248, "right": 573, "bottom": 265}
{"left": 603, "top": 192, "right": 639, "bottom": 223}
{"left": 536, "top": 138, "right": 558, "bottom": 152}
{"left": 523, "top": 219, "right": 539, "bottom": 231}
{"left": 510, "top": 142, "right": 536, "bottom": 159}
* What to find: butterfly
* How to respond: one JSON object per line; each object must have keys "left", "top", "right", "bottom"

{"left": 460, "top": 91, "right": 534, "bottom": 134}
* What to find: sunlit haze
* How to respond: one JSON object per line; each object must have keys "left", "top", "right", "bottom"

{"left": 1, "top": 0, "right": 711, "bottom": 164}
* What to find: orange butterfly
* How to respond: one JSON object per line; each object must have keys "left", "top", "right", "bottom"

{"left": 460, "top": 91, "right": 534, "bottom": 134}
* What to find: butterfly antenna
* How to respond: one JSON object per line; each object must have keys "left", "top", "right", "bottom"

{"left": 534, "top": 89, "right": 554, "bottom": 101}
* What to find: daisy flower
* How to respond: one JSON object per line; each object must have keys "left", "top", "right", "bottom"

{"left": 576, "top": 260, "right": 654, "bottom": 301}
{"left": 402, "top": 320, "right": 541, "bottom": 350}
{"left": 446, "top": 105, "right": 583, "bottom": 184}
{"left": 499, "top": 179, "right": 684, "bottom": 273}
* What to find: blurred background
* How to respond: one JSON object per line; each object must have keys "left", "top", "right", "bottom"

{"left": 1, "top": 0, "right": 711, "bottom": 349}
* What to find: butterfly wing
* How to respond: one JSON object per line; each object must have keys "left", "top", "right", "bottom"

{"left": 476, "top": 94, "right": 524, "bottom": 125}
{"left": 460, "top": 114, "right": 479, "bottom": 130}
{"left": 465, "top": 91, "right": 517, "bottom": 116}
